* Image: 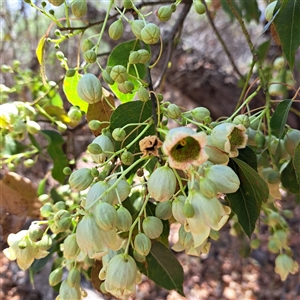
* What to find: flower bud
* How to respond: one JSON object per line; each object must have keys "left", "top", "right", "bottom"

{"left": 284, "top": 129, "right": 300, "bottom": 156}
{"left": 194, "top": 1, "right": 206, "bottom": 14}
{"left": 199, "top": 177, "right": 217, "bottom": 198}
{"left": 273, "top": 56, "right": 285, "bottom": 70}
{"left": 48, "top": 0, "right": 64, "bottom": 6}
{"left": 157, "top": 5, "right": 173, "bottom": 22}
{"left": 68, "top": 107, "right": 82, "bottom": 123}
{"left": 130, "top": 20, "right": 145, "bottom": 39}
{"left": 28, "top": 223, "right": 45, "bottom": 242}
{"left": 155, "top": 201, "right": 172, "bottom": 220}
{"left": 87, "top": 143, "right": 102, "bottom": 154}
{"left": 118, "top": 81, "right": 134, "bottom": 94}
{"left": 232, "top": 114, "right": 250, "bottom": 128}
{"left": 37, "top": 234, "right": 52, "bottom": 251}
{"left": 69, "top": 168, "right": 94, "bottom": 191}
{"left": 112, "top": 128, "right": 126, "bottom": 141}
{"left": 49, "top": 268, "right": 63, "bottom": 286}
{"left": 26, "top": 120, "right": 41, "bottom": 135}
{"left": 147, "top": 166, "right": 176, "bottom": 202}
{"left": 102, "top": 70, "right": 114, "bottom": 85}
{"left": 123, "top": 0, "right": 133, "bottom": 9}
{"left": 110, "top": 65, "right": 128, "bottom": 83}
{"left": 40, "top": 203, "right": 53, "bottom": 218}
{"left": 167, "top": 103, "right": 181, "bottom": 119}
{"left": 108, "top": 178, "right": 131, "bottom": 203}
{"left": 121, "top": 150, "right": 135, "bottom": 165}
{"left": 183, "top": 202, "right": 195, "bottom": 218}
{"left": 63, "top": 234, "right": 79, "bottom": 259}
{"left": 85, "top": 181, "right": 114, "bottom": 208}
{"left": 77, "top": 73, "right": 102, "bottom": 104}
{"left": 172, "top": 195, "right": 186, "bottom": 224}
{"left": 141, "top": 23, "right": 160, "bottom": 44}
{"left": 109, "top": 19, "right": 124, "bottom": 40}
{"left": 71, "top": 0, "right": 87, "bottom": 18}
{"left": 105, "top": 254, "right": 138, "bottom": 298}
{"left": 265, "top": 1, "right": 276, "bottom": 22}
{"left": 137, "top": 49, "right": 151, "bottom": 64}
{"left": 67, "top": 268, "right": 81, "bottom": 287}
{"left": 94, "top": 202, "right": 117, "bottom": 231}
{"left": 133, "top": 250, "right": 146, "bottom": 262}
{"left": 142, "top": 216, "right": 163, "bottom": 239}
{"left": 116, "top": 206, "right": 132, "bottom": 232}
{"left": 81, "top": 39, "right": 94, "bottom": 53}
{"left": 137, "top": 86, "right": 149, "bottom": 101}
{"left": 89, "top": 135, "right": 114, "bottom": 163}
{"left": 128, "top": 51, "right": 141, "bottom": 64}
{"left": 83, "top": 50, "right": 97, "bottom": 63}
{"left": 59, "top": 279, "right": 81, "bottom": 300}
{"left": 191, "top": 107, "right": 210, "bottom": 122}
{"left": 134, "top": 233, "right": 151, "bottom": 256}
{"left": 204, "top": 164, "right": 240, "bottom": 194}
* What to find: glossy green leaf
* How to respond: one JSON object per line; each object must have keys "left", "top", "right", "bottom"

{"left": 236, "top": 146, "right": 257, "bottom": 171}
{"left": 108, "top": 40, "right": 149, "bottom": 103}
{"left": 227, "top": 158, "right": 269, "bottom": 237}
{"left": 137, "top": 241, "right": 184, "bottom": 296}
{"left": 281, "top": 159, "right": 300, "bottom": 194}
{"left": 294, "top": 143, "right": 300, "bottom": 186}
{"left": 274, "top": 0, "right": 300, "bottom": 69}
{"left": 41, "top": 130, "right": 68, "bottom": 184}
{"left": 270, "top": 99, "right": 292, "bottom": 138}
{"left": 63, "top": 72, "right": 88, "bottom": 112}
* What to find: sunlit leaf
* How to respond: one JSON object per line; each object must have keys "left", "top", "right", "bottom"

{"left": 281, "top": 159, "right": 300, "bottom": 194}
{"left": 36, "top": 35, "right": 47, "bottom": 84}
{"left": 63, "top": 72, "right": 89, "bottom": 112}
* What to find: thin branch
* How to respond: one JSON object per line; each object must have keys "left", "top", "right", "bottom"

{"left": 201, "top": 0, "right": 245, "bottom": 81}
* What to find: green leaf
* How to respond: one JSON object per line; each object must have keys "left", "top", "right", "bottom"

{"left": 227, "top": 158, "right": 269, "bottom": 237}
{"left": 63, "top": 72, "right": 88, "bottom": 112}
{"left": 274, "top": 0, "right": 300, "bottom": 69}
{"left": 50, "top": 187, "right": 65, "bottom": 203}
{"left": 270, "top": 99, "right": 292, "bottom": 138}
{"left": 294, "top": 143, "right": 300, "bottom": 186}
{"left": 137, "top": 241, "right": 184, "bottom": 295}
{"left": 3, "top": 135, "right": 28, "bottom": 156}
{"left": 281, "top": 159, "right": 300, "bottom": 194}
{"left": 37, "top": 178, "right": 47, "bottom": 196}
{"left": 110, "top": 100, "right": 155, "bottom": 164}
{"left": 41, "top": 130, "right": 68, "bottom": 184}
{"left": 36, "top": 35, "right": 46, "bottom": 66}
{"left": 108, "top": 40, "right": 149, "bottom": 103}
{"left": 257, "top": 40, "right": 271, "bottom": 64}
{"left": 236, "top": 146, "right": 257, "bottom": 171}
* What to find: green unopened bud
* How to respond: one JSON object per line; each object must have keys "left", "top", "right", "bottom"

{"left": 40, "top": 203, "right": 53, "bottom": 218}
{"left": 123, "top": 0, "right": 133, "bottom": 9}
{"left": 49, "top": 268, "right": 63, "bottom": 287}
{"left": 56, "top": 51, "right": 65, "bottom": 60}
{"left": 66, "top": 69, "right": 76, "bottom": 77}
{"left": 37, "top": 234, "right": 52, "bottom": 250}
{"left": 109, "top": 19, "right": 124, "bottom": 40}
{"left": 141, "top": 23, "right": 160, "bottom": 44}
{"left": 129, "top": 51, "right": 141, "bottom": 64}
{"left": 23, "top": 159, "right": 35, "bottom": 168}
{"left": 155, "top": 201, "right": 172, "bottom": 220}
{"left": 88, "top": 120, "right": 101, "bottom": 130}
{"left": 89, "top": 134, "right": 114, "bottom": 163}
{"left": 130, "top": 20, "right": 145, "bottom": 39}
{"left": 28, "top": 223, "right": 45, "bottom": 242}
{"left": 59, "top": 280, "right": 81, "bottom": 300}
{"left": 265, "top": 1, "right": 276, "bottom": 22}
{"left": 172, "top": 195, "right": 186, "bottom": 224}
{"left": 110, "top": 65, "right": 128, "bottom": 83}
{"left": 81, "top": 39, "right": 94, "bottom": 53}
{"left": 69, "top": 168, "right": 94, "bottom": 191}
{"left": 121, "top": 150, "right": 135, "bottom": 165}
{"left": 26, "top": 120, "right": 41, "bottom": 134}
{"left": 53, "top": 201, "right": 66, "bottom": 212}
{"left": 199, "top": 177, "right": 217, "bottom": 198}
{"left": 233, "top": 114, "right": 250, "bottom": 128}
{"left": 118, "top": 81, "right": 134, "bottom": 94}
{"left": 191, "top": 107, "right": 210, "bottom": 122}
{"left": 87, "top": 143, "right": 103, "bottom": 154}
{"left": 133, "top": 250, "right": 146, "bottom": 262}
{"left": 67, "top": 268, "right": 81, "bottom": 287}
{"left": 284, "top": 129, "right": 300, "bottom": 156}
{"left": 194, "top": 1, "right": 206, "bottom": 14}
{"left": 137, "top": 49, "right": 151, "bottom": 64}
{"left": 134, "top": 233, "right": 151, "bottom": 256}
{"left": 63, "top": 234, "right": 79, "bottom": 259}
{"left": 68, "top": 107, "right": 82, "bottom": 123}
{"left": 255, "top": 131, "right": 266, "bottom": 149}
{"left": 148, "top": 166, "right": 176, "bottom": 202}
{"left": 112, "top": 128, "right": 126, "bottom": 141}
{"left": 102, "top": 70, "right": 114, "bottom": 85}
{"left": 63, "top": 166, "right": 72, "bottom": 175}
{"left": 157, "top": 6, "right": 173, "bottom": 22}
{"left": 137, "top": 86, "right": 149, "bottom": 101}
{"left": 83, "top": 50, "right": 97, "bottom": 63}
{"left": 95, "top": 202, "right": 117, "bottom": 231}
{"left": 71, "top": 0, "right": 87, "bottom": 18}
{"left": 116, "top": 206, "right": 132, "bottom": 232}
{"left": 167, "top": 103, "right": 181, "bottom": 119}
{"left": 48, "top": 0, "right": 64, "bottom": 6}
{"left": 77, "top": 73, "right": 103, "bottom": 104}
{"left": 142, "top": 216, "right": 163, "bottom": 239}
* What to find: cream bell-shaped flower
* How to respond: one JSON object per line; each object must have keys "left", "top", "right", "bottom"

{"left": 184, "top": 190, "right": 231, "bottom": 248}
{"left": 275, "top": 253, "right": 299, "bottom": 281}
{"left": 104, "top": 254, "right": 138, "bottom": 299}
{"left": 162, "top": 127, "right": 209, "bottom": 170}
{"left": 3, "top": 230, "right": 48, "bottom": 271}
{"left": 76, "top": 214, "right": 123, "bottom": 260}
{"left": 211, "top": 123, "right": 248, "bottom": 157}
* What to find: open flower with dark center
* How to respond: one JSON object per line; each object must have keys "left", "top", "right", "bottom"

{"left": 211, "top": 123, "right": 248, "bottom": 157}
{"left": 162, "top": 127, "right": 208, "bottom": 170}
